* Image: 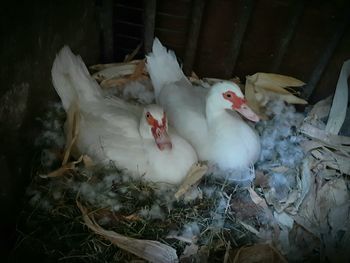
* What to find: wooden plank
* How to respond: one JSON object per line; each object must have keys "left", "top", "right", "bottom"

{"left": 325, "top": 59, "right": 350, "bottom": 134}
{"left": 143, "top": 0, "right": 156, "bottom": 54}
{"left": 224, "top": 0, "right": 254, "bottom": 78}
{"left": 98, "top": 0, "right": 114, "bottom": 62}
{"left": 271, "top": 0, "right": 304, "bottom": 72}
{"left": 183, "top": 0, "right": 206, "bottom": 76}
{"left": 302, "top": 4, "right": 350, "bottom": 99}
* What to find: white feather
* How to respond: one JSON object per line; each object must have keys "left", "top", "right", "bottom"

{"left": 146, "top": 38, "right": 261, "bottom": 173}
{"left": 51, "top": 46, "right": 197, "bottom": 184}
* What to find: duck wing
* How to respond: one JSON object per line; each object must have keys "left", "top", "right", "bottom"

{"left": 146, "top": 39, "right": 209, "bottom": 154}
{"left": 52, "top": 46, "right": 149, "bottom": 173}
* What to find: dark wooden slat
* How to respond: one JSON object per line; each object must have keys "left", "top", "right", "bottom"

{"left": 271, "top": 0, "right": 304, "bottom": 72}
{"left": 157, "top": 11, "right": 188, "bottom": 19}
{"left": 115, "top": 33, "right": 142, "bottom": 41}
{"left": 183, "top": 0, "right": 206, "bottom": 76}
{"left": 114, "top": 20, "right": 144, "bottom": 28}
{"left": 98, "top": 0, "right": 114, "bottom": 62}
{"left": 115, "top": 3, "right": 143, "bottom": 12}
{"left": 224, "top": 0, "right": 254, "bottom": 78}
{"left": 155, "top": 27, "right": 186, "bottom": 34}
{"left": 144, "top": 0, "right": 156, "bottom": 54}
{"left": 302, "top": 5, "right": 350, "bottom": 99}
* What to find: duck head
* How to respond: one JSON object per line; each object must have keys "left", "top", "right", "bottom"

{"left": 139, "top": 105, "right": 172, "bottom": 150}
{"left": 207, "top": 81, "right": 260, "bottom": 122}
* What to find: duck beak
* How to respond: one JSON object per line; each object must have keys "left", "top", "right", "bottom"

{"left": 234, "top": 103, "right": 260, "bottom": 122}
{"left": 153, "top": 127, "right": 172, "bottom": 150}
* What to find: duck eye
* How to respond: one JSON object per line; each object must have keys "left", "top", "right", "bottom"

{"left": 226, "top": 93, "right": 231, "bottom": 98}
{"left": 146, "top": 113, "right": 151, "bottom": 118}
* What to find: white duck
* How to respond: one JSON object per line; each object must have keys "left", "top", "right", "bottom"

{"left": 51, "top": 46, "right": 197, "bottom": 184}
{"left": 146, "top": 38, "right": 261, "bottom": 173}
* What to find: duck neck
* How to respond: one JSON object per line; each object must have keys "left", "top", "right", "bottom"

{"left": 205, "top": 95, "right": 229, "bottom": 124}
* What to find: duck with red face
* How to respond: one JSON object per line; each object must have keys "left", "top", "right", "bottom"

{"left": 144, "top": 109, "right": 172, "bottom": 150}
{"left": 52, "top": 45, "right": 198, "bottom": 184}
{"left": 147, "top": 38, "right": 261, "bottom": 176}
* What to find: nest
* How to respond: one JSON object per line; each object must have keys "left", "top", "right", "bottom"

{"left": 12, "top": 50, "right": 350, "bottom": 263}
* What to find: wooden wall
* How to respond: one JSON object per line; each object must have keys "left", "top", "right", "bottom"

{"left": 113, "top": 0, "right": 350, "bottom": 103}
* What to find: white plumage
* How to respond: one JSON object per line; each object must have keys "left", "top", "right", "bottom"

{"left": 146, "top": 38, "right": 261, "bottom": 172}
{"left": 51, "top": 46, "right": 197, "bottom": 184}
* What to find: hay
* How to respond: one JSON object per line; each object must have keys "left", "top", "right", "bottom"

{"left": 15, "top": 161, "right": 257, "bottom": 262}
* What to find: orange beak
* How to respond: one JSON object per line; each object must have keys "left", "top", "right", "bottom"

{"left": 234, "top": 103, "right": 260, "bottom": 122}
{"left": 152, "top": 127, "right": 172, "bottom": 150}
{"left": 223, "top": 91, "right": 260, "bottom": 122}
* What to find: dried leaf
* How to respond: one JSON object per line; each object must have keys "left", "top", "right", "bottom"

{"left": 247, "top": 188, "right": 280, "bottom": 239}
{"left": 247, "top": 73, "right": 305, "bottom": 88}
{"left": 274, "top": 212, "right": 296, "bottom": 255}
{"left": 245, "top": 79, "right": 268, "bottom": 120}
{"left": 128, "top": 60, "right": 148, "bottom": 83}
{"left": 316, "top": 178, "right": 350, "bottom": 263}
{"left": 265, "top": 189, "right": 298, "bottom": 214}
{"left": 40, "top": 102, "right": 83, "bottom": 179}
{"left": 267, "top": 157, "right": 313, "bottom": 216}
{"left": 326, "top": 59, "right": 350, "bottom": 134}
{"left": 40, "top": 165, "right": 69, "bottom": 178}
{"left": 62, "top": 102, "right": 80, "bottom": 166}
{"left": 274, "top": 212, "right": 294, "bottom": 230}
{"left": 246, "top": 73, "right": 307, "bottom": 105}
{"left": 40, "top": 155, "right": 83, "bottom": 178}
{"left": 315, "top": 178, "right": 349, "bottom": 229}
{"left": 231, "top": 243, "right": 287, "bottom": 263}
{"left": 308, "top": 96, "right": 332, "bottom": 120}
{"left": 77, "top": 201, "right": 178, "bottom": 263}
{"left": 123, "top": 213, "right": 142, "bottom": 222}
{"left": 191, "top": 71, "right": 199, "bottom": 80}
{"left": 291, "top": 157, "right": 313, "bottom": 213}
{"left": 270, "top": 91, "right": 307, "bottom": 105}
{"left": 82, "top": 155, "right": 94, "bottom": 168}
{"left": 245, "top": 73, "right": 306, "bottom": 118}
{"left": 89, "top": 61, "right": 139, "bottom": 72}
{"left": 300, "top": 123, "right": 350, "bottom": 147}
{"left": 97, "top": 60, "right": 148, "bottom": 89}
{"left": 292, "top": 174, "right": 350, "bottom": 254}
{"left": 248, "top": 187, "right": 270, "bottom": 212}
{"left": 274, "top": 212, "right": 294, "bottom": 254}
{"left": 317, "top": 168, "right": 339, "bottom": 180}
{"left": 300, "top": 140, "right": 324, "bottom": 153}
{"left": 322, "top": 204, "right": 350, "bottom": 262}
{"left": 237, "top": 220, "right": 260, "bottom": 236}
{"left": 166, "top": 234, "right": 193, "bottom": 244}
{"left": 92, "top": 63, "right": 138, "bottom": 82}
{"left": 175, "top": 163, "right": 207, "bottom": 199}
{"left": 254, "top": 170, "right": 269, "bottom": 188}
{"left": 100, "top": 77, "right": 133, "bottom": 89}
{"left": 253, "top": 84, "right": 307, "bottom": 105}
{"left": 291, "top": 174, "right": 320, "bottom": 238}
{"left": 124, "top": 43, "right": 142, "bottom": 62}
{"left": 311, "top": 149, "right": 350, "bottom": 175}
